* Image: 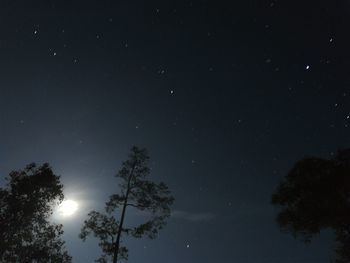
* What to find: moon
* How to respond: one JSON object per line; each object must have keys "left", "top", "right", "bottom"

{"left": 58, "top": 200, "right": 78, "bottom": 217}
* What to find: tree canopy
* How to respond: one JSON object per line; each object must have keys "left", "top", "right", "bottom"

{"left": 272, "top": 149, "right": 350, "bottom": 262}
{"left": 80, "top": 146, "right": 174, "bottom": 263}
{"left": 0, "top": 163, "right": 71, "bottom": 263}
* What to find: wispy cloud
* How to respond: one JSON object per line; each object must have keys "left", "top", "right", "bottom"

{"left": 171, "top": 210, "right": 217, "bottom": 222}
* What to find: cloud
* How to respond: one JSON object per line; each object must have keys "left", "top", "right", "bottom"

{"left": 171, "top": 210, "right": 216, "bottom": 222}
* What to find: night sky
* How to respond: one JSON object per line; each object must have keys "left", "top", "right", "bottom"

{"left": 1, "top": 1, "right": 350, "bottom": 262}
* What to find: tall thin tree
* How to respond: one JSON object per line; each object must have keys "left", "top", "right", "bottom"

{"left": 80, "top": 146, "right": 174, "bottom": 263}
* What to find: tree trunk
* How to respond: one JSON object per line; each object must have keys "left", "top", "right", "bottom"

{"left": 112, "top": 166, "right": 135, "bottom": 263}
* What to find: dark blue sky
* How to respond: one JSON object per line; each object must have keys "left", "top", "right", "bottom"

{"left": 0, "top": 0, "right": 349, "bottom": 262}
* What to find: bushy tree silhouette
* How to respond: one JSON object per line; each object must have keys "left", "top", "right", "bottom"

{"left": 0, "top": 163, "right": 71, "bottom": 262}
{"left": 80, "top": 146, "right": 174, "bottom": 263}
{"left": 272, "top": 149, "right": 350, "bottom": 263}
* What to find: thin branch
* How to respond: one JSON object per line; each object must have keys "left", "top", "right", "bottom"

{"left": 126, "top": 203, "right": 150, "bottom": 209}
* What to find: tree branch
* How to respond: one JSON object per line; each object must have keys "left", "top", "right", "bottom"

{"left": 126, "top": 203, "right": 150, "bottom": 209}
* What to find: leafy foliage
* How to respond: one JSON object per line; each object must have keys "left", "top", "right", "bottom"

{"left": 0, "top": 163, "right": 71, "bottom": 262}
{"left": 79, "top": 211, "right": 126, "bottom": 261}
{"left": 272, "top": 149, "right": 350, "bottom": 262}
{"left": 80, "top": 146, "right": 174, "bottom": 263}
{"left": 335, "top": 226, "right": 350, "bottom": 263}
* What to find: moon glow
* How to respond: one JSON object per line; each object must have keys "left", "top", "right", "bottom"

{"left": 58, "top": 200, "right": 78, "bottom": 217}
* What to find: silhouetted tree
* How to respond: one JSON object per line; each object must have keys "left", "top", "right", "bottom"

{"left": 272, "top": 149, "right": 350, "bottom": 263}
{"left": 80, "top": 146, "right": 174, "bottom": 263}
{"left": 0, "top": 163, "right": 71, "bottom": 262}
